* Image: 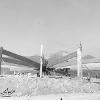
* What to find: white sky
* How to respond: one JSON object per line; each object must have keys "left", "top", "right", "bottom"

{"left": 0, "top": 0, "right": 100, "bottom": 57}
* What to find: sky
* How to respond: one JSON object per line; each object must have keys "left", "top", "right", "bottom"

{"left": 0, "top": 0, "right": 100, "bottom": 57}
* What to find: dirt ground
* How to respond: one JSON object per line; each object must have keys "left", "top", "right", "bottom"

{"left": 0, "top": 93, "right": 100, "bottom": 100}
{"left": 0, "top": 75, "right": 100, "bottom": 99}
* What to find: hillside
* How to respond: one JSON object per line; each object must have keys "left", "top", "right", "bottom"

{"left": 82, "top": 55, "right": 95, "bottom": 60}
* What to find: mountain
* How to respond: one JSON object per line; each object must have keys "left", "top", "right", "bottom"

{"left": 49, "top": 50, "right": 68, "bottom": 59}
{"left": 82, "top": 55, "right": 95, "bottom": 60}
{"left": 28, "top": 55, "right": 40, "bottom": 63}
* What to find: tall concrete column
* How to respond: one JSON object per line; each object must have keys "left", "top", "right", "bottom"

{"left": 77, "top": 44, "right": 82, "bottom": 78}
{"left": 40, "top": 44, "right": 43, "bottom": 78}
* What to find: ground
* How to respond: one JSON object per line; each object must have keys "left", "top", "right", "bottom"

{"left": 0, "top": 93, "right": 100, "bottom": 100}
{"left": 0, "top": 75, "right": 100, "bottom": 100}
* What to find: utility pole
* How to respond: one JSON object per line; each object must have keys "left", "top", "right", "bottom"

{"left": 77, "top": 42, "right": 82, "bottom": 78}
{"left": 0, "top": 47, "right": 3, "bottom": 75}
{"left": 40, "top": 44, "right": 43, "bottom": 78}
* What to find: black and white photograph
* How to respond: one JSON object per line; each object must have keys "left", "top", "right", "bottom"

{"left": 0, "top": 0, "right": 100, "bottom": 100}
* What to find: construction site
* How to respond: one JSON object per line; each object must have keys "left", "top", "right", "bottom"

{"left": 0, "top": 44, "right": 100, "bottom": 100}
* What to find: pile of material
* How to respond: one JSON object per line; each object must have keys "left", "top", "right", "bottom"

{"left": 0, "top": 75, "right": 100, "bottom": 97}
